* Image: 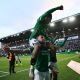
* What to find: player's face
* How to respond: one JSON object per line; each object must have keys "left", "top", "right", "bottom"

{"left": 45, "top": 16, "right": 52, "bottom": 23}
{"left": 37, "top": 35, "right": 45, "bottom": 42}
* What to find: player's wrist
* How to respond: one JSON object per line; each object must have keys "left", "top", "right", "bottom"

{"left": 57, "top": 5, "right": 63, "bottom": 10}
{"left": 30, "top": 65, "right": 34, "bottom": 69}
{"left": 29, "top": 65, "right": 34, "bottom": 78}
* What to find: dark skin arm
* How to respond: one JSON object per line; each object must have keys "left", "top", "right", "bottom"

{"left": 31, "top": 44, "right": 40, "bottom": 59}
{"left": 46, "top": 42, "right": 55, "bottom": 57}
{"left": 30, "top": 44, "right": 40, "bottom": 66}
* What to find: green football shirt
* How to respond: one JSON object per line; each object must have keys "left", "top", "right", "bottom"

{"left": 35, "top": 45, "right": 50, "bottom": 72}
{"left": 29, "top": 6, "right": 61, "bottom": 41}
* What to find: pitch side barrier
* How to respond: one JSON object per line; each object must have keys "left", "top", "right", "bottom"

{"left": 58, "top": 50, "right": 80, "bottom": 54}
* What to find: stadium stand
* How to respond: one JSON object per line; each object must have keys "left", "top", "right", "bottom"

{"left": 0, "top": 49, "right": 6, "bottom": 57}
{"left": 58, "top": 36, "right": 80, "bottom": 52}
{"left": 0, "top": 13, "right": 80, "bottom": 54}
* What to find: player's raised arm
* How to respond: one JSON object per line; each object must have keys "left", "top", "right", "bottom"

{"left": 38, "top": 5, "right": 63, "bottom": 21}
{"left": 54, "top": 36, "right": 68, "bottom": 48}
{"left": 31, "top": 44, "right": 40, "bottom": 59}
{"left": 29, "top": 44, "right": 40, "bottom": 80}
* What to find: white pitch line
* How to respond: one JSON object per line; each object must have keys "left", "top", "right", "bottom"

{"left": 0, "top": 73, "right": 9, "bottom": 78}
{"left": 0, "top": 55, "right": 77, "bottom": 78}
{"left": 16, "top": 69, "right": 29, "bottom": 73}
{"left": 58, "top": 55, "right": 77, "bottom": 62}
{"left": 0, "top": 71, "right": 9, "bottom": 73}
{"left": 0, "top": 69, "right": 29, "bottom": 78}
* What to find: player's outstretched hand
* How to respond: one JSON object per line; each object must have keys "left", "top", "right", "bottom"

{"left": 58, "top": 5, "right": 63, "bottom": 10}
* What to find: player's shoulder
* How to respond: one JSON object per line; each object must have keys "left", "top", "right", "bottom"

{"left": 29, "top": 38, "right": 40, "bottom": 48}
{"left": 37, "top": 16, "right": 43, "bottom": 22}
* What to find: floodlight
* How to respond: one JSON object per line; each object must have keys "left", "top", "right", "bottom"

{"left": 56, "top": 32, "right": 59, "bottom": 34}
{"left": 69, "top": 16, "right": 75, "bottom": 22}
{"left": 11, "top": 35, "right": 13, "bottom": 37}
{"left": 14, "top": 34, "right": 16, "bottom": 36}
{"left": 49, "top": 22, "right": 55, "bottom": 27}
{"left": 75, "top": 28, "right": 78, "bottom": 30}
{"left": 2, "top": 38, "right": 4, "bottom": 40}
{"left": 17, "top": 33, "right": 19, "bottom": 36}
{"left": 68, "top": 29, "right": 71, "bottom": 31}
{"left": 61, "top": 30, "right": 65, "bottom": 33}
{"left": 22, "top": 45, "right": 25, "bottom": 47}
{"left": 20, "top": 40, "right": 22, "bottom": 41}
{"left": 62, "top": 19, "right": 68, "bottom": 23}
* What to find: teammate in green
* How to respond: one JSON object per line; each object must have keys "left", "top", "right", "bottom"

{"left": 29, "top": 5, "right": 64, "bottom": 80}
{"left": 29, "top": 35, "right": 55, "bottom": 80}
{"left": 29, "top": 5, "right": 63, "bottom": 47}
{"left": 49, "top": 36, "right": 68, "bottom": 80}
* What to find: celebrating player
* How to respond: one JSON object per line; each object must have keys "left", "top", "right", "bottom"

{"left": 29, "top": 5, "right": 63, "bottom": 47}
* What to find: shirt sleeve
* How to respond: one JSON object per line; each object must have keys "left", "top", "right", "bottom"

{"left": 38, "top": 6, "right": 61, "bottom": 21}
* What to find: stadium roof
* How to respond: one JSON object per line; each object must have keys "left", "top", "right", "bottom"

{"left": 0, "top": 13, "right": 80, "bottom": 43}
{"left": 47, "top": 13, "right": 80, "bottom": 36}
{"left": 0, "top": 30, "right": 31, "bottom": 43}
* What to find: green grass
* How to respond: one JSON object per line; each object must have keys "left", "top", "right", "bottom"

{"left": 0, "top": 54, "right": 80, "bottom": 80}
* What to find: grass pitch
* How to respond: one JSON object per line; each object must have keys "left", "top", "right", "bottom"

{"left": 0, "top": 53, "right": 80, "bottom": 80}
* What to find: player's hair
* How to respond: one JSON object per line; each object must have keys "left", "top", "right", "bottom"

{"left": 36, "top": 34, "right": 45, "bottom": 39}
